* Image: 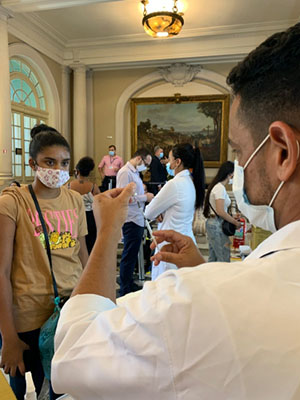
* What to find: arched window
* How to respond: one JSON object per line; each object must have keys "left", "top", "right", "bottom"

{"left": 10, "top": 57, "right": 48, "bottom": 180}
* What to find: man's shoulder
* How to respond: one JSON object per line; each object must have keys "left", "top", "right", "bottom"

{"left": 118, "top": 162, "right": 129, "bottom": 173}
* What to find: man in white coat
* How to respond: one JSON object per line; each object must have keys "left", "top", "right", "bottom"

{"left": 52, "top": 23, "right": 300, "bottom": 399}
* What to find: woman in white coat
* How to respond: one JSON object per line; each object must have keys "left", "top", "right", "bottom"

{"left": 145, "top": 143, "right": 205, "bottom": 280}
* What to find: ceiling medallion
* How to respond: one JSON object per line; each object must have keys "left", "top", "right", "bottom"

{"left": 141, "top": 0, "right": 184, "bottom": 38}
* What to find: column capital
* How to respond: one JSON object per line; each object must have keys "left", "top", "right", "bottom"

{"left": 86, "top": 68, "right": 93, "bottom": 79}
{"left": 0, "top": 6, "right": 13, "bottom": 22}
{"left": 61, "top": 65, "right": 72, "bottom": 75}
{"left": 71, "top": 63, "right": 86, "bottom": 74}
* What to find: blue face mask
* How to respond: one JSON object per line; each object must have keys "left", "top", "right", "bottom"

{"left": 232, "top": 134, "right": 290, "bottom": 233}
{"left": 166, "top": 162, "right": 174, "bottom": 177}
{"left": 159, "top": 152, "right": 164, "bottom": 159}
{"left": 109, "top": 151, "right": 115, "bottom": 156}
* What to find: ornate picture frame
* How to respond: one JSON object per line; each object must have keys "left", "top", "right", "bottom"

{"left": 131, "top": 94, "right": 230, "bottom": 167}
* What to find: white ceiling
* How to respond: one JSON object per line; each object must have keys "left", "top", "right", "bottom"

{"left": 2, "top": 0, "right": 300, "bottom": 69}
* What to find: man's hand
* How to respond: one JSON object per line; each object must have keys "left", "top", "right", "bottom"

{"left": 150, "top": 230, "right": 205, "bottom": 268}
{"left": 0, "top": 337, "right": 29, "bottom": 377}
{"left": 93, "top": 183, "right": 136, "bottom": 235}
{"left": 146, "top": 193, "right": 154, "bottom": 202}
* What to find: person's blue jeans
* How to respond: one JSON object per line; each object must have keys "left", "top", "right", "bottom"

{"left": 206, "top": 217, "right": 231, "bottom": 262}
{"left": 119, "top": 222, "right": 144, "bottom": 296}
{"left": 8, "top": 328, "right": 61, "bottom": 400}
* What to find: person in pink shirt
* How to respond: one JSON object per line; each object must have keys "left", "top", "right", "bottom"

{"left": 98, "top": 145, "right": 124, "bottom": 191}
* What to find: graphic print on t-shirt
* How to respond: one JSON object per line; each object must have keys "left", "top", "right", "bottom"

{"left": 27, "top": 207, "right": 79, "bottom": 250}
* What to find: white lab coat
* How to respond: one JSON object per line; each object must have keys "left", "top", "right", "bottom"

{"left": 52, "top": 222, "right": 300, "bottom": 400}
{"left": 144, "top": 169, "right": 196, "bottom": 280}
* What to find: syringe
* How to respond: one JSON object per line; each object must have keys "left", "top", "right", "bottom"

{"left": 133, "top": 194, "right": 158, "bottom": 248}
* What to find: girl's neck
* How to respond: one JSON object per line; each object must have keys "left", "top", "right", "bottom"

{"left": 77, "top": 174, "right": 89, "bottom": 183}
{"left": 31, "top": 179, "right": 61, "bottom": 199}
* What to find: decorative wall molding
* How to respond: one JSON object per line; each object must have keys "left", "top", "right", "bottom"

{"left": 6, "top": 13, "right": 298, "bottom": 70}
{"left": 2, "top": 0, "right": 120, "bottom": 13}
{"left": 8, "top": 13, "right": 65, "bottom": 64}
{"left": 115, "top": 67, "right": 230, "bottom": 160}
{"left": 9, "top": 43, "right": 61, "bottom": 130}
{"left": 159, "top": 63, "right": 202, "bottom": 87}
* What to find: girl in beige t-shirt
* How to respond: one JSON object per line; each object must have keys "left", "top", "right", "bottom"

{"left": 0, "top": 124, "right": 88, "bottom": 400}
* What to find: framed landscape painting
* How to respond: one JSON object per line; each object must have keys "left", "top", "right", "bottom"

{"left": 131, "top": 94, "right": 230, "bottom": 167}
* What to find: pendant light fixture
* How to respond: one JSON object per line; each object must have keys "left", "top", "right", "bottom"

{"left": 141, "top": 0, "right": 184, "bottom": 38}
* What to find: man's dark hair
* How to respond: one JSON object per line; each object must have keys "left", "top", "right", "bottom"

{"left": 109, "top": 145, "right": 116, "bottom": 150}
{"left": 227, "top": 23, "right": 300, "bottom": 145}
{"left": 132, "top": 148, "right": 151, "bottom": 159}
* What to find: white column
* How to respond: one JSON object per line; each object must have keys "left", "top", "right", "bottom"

{"left": 61, "top": 65, "right": 71, "bottom": 144}
{"left": 0, "top": 6, "right": 12, "bottom": 181}
{"left": 73, "top": 64, "right": 87, "bottom": 163}
{"left": 86, "top": 69, "right": 94, "bottom": 158}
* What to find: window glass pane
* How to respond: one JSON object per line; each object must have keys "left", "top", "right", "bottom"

{"left": 15, "top": 154, "right": 22, "bottom": 163}
{"left": 20, "top": 90, "right": 26, "bottom": 102}
{"left": 11, "top": 79, "right": 21, "bottom": 91}
{"left": 14, "top": 127, "right": 21, "bottom": 139}
{"left": 12, "top": 164, "right": 15, "bottom": 176}
{"left": 10, "top": 86, "right": 14, "bottom": 100}
{"left": 15, "top": 139, "right": 21, "bottom": 149}
{"left": 22, "top": 81, "right": 32, "bottom": 95}
{"left": 29, "top": 72, "right": 38, "bottom": 86}
{"left": 13, "top": 93, "right": 21, "bottom": 103}
{"left": 24, "top": 116, "right": 30, "bottom": 129}
{"left": 14, "top": 113, "right": 21, "bottom": 126}
{"left": 25, "top": 166, "right": 33, "bottom": 177}
{"left": 31, "top": 118, "right": 37, "bottom": 127}
{"left": 15, "top": 165, "right": 22, "bottom": 177}
{"left": 25, "top": 98, "right": 31, "bottom": 107}
{"left": 29, "top": 93, "right": 37, "bottom": 108}
{"left": 11, "top": 59, "right": 21, "bottom": 72}
{"left": 21, "top": 62, "right": 30, "bottom": 77}
{"left": 25, "top": 153, "right": 30, "bottom": 164}
{"left": 39, "top": 97, "right": 46, "bottom": 110}
{"left": 24, "top": 129, "right": 31, "bottom": 141}
{"left": 36, "top": 84, "right": 43, "bottom": 98}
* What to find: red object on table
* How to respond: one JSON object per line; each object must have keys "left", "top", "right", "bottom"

{"left": 233, "top": 217, "right": 246, "bottom": 249}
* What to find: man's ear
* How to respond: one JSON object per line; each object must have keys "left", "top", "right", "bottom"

{"left": 269, "top": 121, "right": 299, "bottom": 182}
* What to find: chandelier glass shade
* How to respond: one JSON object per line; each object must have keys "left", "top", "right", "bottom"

{"left": 141, "top": 0, "right": 184, "bottom": 38}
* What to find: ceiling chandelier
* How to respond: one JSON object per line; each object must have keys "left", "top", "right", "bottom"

{"left": 141, "top": 0, "right": 184, "bottom": 38}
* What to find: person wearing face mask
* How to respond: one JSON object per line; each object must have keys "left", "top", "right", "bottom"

{"left": 98, "top": 145, "right": 124, "bottom": 192}
{"left": 203, "top": 161, "right": 241, "bottom": 262}
{"left": 0, "top": 124, "right": 88, "bottom": 400}
{"left": 116, "top": 148, "right": 154, "bottom": 296}
{"left": 51, "top": 24, "right": 300, "bottom": 400}
{"left": 144, "top": 143, "right": 206, "bottom": 280}
{"left": 69, "top": 156, "right": 100, "bottom": 254}
{"left": 148, "top": 145, "right": 168, "bottom": 195}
